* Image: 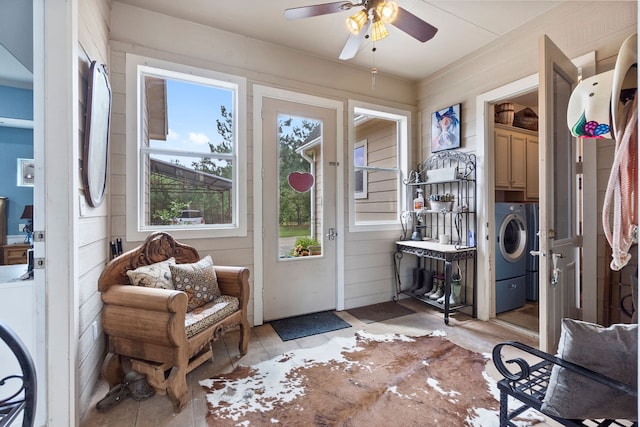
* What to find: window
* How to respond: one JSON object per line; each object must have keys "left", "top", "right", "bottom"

{"left": 126, "top": 54, "right": 247, "bottom": 240}
{"left": 348, "top": 101, "right": 410, "bottom": 231}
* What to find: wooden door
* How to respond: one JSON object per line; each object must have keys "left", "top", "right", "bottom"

{"left": 538, "top": 35, "right": 581, "bottom": 353}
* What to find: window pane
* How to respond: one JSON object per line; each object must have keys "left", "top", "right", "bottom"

{"left": 353, "top": 112, "right": 400, "bottom": 224}
{"left": 140, "top": 70, "right": 236, "bottom": 228}
{"left": 354, "top": 170, "right": 398, "bottom": 222}
{"left": 553, "top": 69, "right": 573, "bottom": 240}
{"left": 146, "top": 153, "right": 232, "bottom": 225}
{"left": 277, "top": 115, "right": 323, "bottom": 258}
{"left": 354, "top": 142, "right": 367, "bottom": 199}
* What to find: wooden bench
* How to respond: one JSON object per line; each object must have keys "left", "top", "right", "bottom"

{"left": 492, "top": 341, "right": 637, "bottom": 427}
{"left": 98, "top": 232, "right": 250, "bottom": 411}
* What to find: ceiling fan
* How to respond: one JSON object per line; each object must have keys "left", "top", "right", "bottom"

{"left": 284, "top": 0, "right": 438, "bottom": 60}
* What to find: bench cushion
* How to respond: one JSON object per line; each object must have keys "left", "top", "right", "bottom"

{"left": 541, "top": 319, "right": 637, "bottom": 420}
{"left": 185, "top": 295, "right": 239, "bottom": 338}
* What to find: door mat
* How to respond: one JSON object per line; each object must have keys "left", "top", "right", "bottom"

{"left": 269, "top": 311, "right": 351, "bottom": 341}
{"left": 346, "top": 301, "right": 416, "bottom": 324}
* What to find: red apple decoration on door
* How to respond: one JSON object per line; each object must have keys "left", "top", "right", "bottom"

{"left": 288, "top": 172, "right": 314, "bottom": 193}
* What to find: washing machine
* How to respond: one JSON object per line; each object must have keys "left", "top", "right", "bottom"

{"left": 495, "top": 203, "right": 527, "bottom": 313}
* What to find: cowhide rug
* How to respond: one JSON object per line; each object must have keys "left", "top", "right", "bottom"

{"left": 200, "top": 331, "right": 543, "bottom": 426}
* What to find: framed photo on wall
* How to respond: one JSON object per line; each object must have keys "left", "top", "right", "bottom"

{"left": 431, "top": 103, "right": 461, "bottom": 152}
{"left": 17, "top": 158, "right": 34, "bottom": 187}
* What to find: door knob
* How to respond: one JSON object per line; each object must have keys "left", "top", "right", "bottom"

{"left": 326, "top": 228, "right": 337, "bottom": 240}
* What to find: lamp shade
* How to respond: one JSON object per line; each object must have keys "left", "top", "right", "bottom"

{"left": 371, "top": 19, "right": 389, "bottom": 41}
{"left": 20, "top": 205, "right": 33, "bottom": 220}
{"left": 376, "top": 0, "right": 398, "bottom": 23}
{"left": 346, "top": 9, "right": 368, "bottom": 35}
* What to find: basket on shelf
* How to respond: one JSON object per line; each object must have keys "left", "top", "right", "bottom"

{"left": 513, "top": 107, "right": 538, "bottom": 131}
{"left": 495, "top": 102, "right": 515, "bottom": 125}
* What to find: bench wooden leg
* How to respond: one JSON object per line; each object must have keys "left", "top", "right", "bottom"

{"left": 101, "top": 352, "right": 124, "bottom": 388}
{"left": 166, "top": 365, "right": 189, "bottom": 411}
{"left": 239, "top": 319, "right": 249, "bottom": 355}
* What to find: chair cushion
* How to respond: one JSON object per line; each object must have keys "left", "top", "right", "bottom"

{"left": 170, "top": 256, "right": 221, "bottom": 312}
{"left": 541, "top": 318, "right": 637, "bottom": 420}
{"left": 185, "top": 295, "right": 240, "bottom": 338}
{"left": 126, "top": 257, "right": 176, "bottom": 290}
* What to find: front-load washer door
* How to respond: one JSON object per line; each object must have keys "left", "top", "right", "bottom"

{"left": 498, "top": 213, "right": 527, "bottom": 263}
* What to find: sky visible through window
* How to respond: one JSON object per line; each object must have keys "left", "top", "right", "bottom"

{"left": 150, "top": 78, "right": 232, "bottom": 167}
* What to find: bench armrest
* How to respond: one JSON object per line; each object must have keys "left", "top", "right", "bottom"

{"left": 492, "top": 340, "right": 637, "bottom": 396}
{"left": 101, "top": 284, "right": 187, "bottom": 312}
{"left": 101, "top": 284, "right": 188, "bottom": 347}
{"left": 215, "top": 266, "right": 250, "bottom": 312}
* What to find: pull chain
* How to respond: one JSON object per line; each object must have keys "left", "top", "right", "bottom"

{"left": 371, "top": 44, "right": 377, "bottom": 90}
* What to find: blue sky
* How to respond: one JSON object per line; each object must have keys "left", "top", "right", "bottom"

{"left": 150, "top": 79, "right": 232, "bottom": 166}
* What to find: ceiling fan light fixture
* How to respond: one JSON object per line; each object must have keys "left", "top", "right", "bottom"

{"left": 346, "top": 9, "right": 368, "bottom": 35}
{"left": 371, "top": 19, "right": 389, "bottom": 41}
{"left": 376, "top": 0, "right": 398, "bottom": 23}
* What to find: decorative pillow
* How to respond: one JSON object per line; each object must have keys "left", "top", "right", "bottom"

{"left": 170, "top": 256, "right": 220, "bottom": 312}
{"left": 173, "top": 254, "right": 213, "bottom": 271}
{"left": 541, "top": 318, "right": 637, "bottom": 420}
{"left": 126, "top": 257, "right": 176, "bottom": 290}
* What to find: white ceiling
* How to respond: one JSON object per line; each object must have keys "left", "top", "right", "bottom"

{"left": 0, "top": 1, "right": 561, "bottom": 89}
{"left": 114, "top": 0, "right": 562, "bottom": 81}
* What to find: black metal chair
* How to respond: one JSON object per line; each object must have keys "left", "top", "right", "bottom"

{"left": 0, "top": 321, "right": 36, "bottom": 427}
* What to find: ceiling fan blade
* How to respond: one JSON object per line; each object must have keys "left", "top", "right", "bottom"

{"left": 392, "top": 6, "right": 438, "bottom": 43}
{"left": 284, "top": 1, "right": 355, "bottom": 20}
{"left": 339, "top": 20, "right": 370, "bottom": 60}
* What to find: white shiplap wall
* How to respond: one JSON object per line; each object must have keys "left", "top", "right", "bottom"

{"left": 77, "top": 0, "right": 111, "bottom": 415}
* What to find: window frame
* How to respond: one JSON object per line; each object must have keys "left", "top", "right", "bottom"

{"left": 125, "top": 53, "right": 247, "bottom": 241}
{"left": 348, "top": 100, "right": 410, "bottom": 232}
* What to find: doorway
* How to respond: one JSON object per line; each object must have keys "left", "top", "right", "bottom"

{"left": 492, "top": 91, "right": 541, "bottom": 333}
{"left": 253, "top": 86, "right": 344, "bottom": 325}
{"left": 476, "top": 42, "right": 595, "bottom": 351}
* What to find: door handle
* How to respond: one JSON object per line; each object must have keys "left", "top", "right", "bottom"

{"left": 327, "top": 228, "right": 337, "bottom": 241}
{"left": 530, "top": 250, "right": 544, "bottom": 257}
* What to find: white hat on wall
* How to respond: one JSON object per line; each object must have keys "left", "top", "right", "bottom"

{"left": 566, "top": 33, "right": 637, "bottom": 139}
{"left": 567, "top": 70, "right": 615, "bottom": 138}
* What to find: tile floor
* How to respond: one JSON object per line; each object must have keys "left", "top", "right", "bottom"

{"left": 80, "top": 299, "right": 554, "bottom": 427}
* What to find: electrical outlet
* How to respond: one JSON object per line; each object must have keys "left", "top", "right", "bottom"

{"left": 92, "top": 321, "right": 99, "bottom": 341}
{"left": 18, "top": 223, "right": 26, "bottom": 232}
{"left": 79, "top": 195, "right": 87, "bottom": 217}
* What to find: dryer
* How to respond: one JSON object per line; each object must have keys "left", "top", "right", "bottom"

{"left": 495, "top": 203, "right": 527, "bottom": 313}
